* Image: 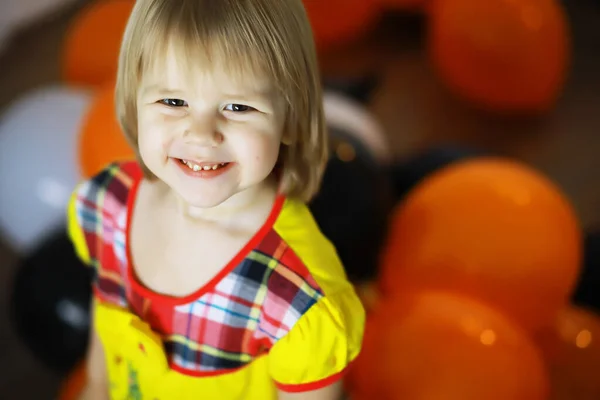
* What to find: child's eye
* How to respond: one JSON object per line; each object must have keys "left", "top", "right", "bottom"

{"left": 159, "top": 98, "right": 187, "bottom": 107}
{"left": 224, "top": 104, "right": 254, "bottom": 112}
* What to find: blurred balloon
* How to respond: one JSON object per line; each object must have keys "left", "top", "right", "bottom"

{"left": 0, "top": 0, "right": 79, "bottom": 55}
{"left": 0, "top": 86, "right": 92, "bottom": 253}
{"left": 323, "top": 90, "right": 391, "bottom": 166}
{"left": 310, "top": 126, "right": 394, "bottom": 283}
{"left": 572, "top": 230, "right": 600, "bottom": 313}
{"left": 347, "top": 291, "right": 550, "bottom": 400}
{"left": 354, "top": 282, "right": 382, "bottom": 314}
{"left": 378, "top": 0, "right": 425, "bottom": 11}
{"left": 58, "top": 363, "right": 87, "bottom": 400}
{"left": 429, "top": 0, "right": 570, "bottom": 113}
{"left": 536, "top": 306, "right": 600, "bottom": 399}
{"left": 309, "top": 90, "right": 393, "bottom": 282}
{"left": 323, "top": 73, "right": 382, "bottom": 105}
{"left": 62, "top": 0, "right": 133, "bottom": 86}
{"left": 379, "top": 158, "right": 582, "bottom": 332}
{"left": 10, "top": 231, "right": 93, "bottom": 373}
{"left": 79, "top": 83, "right": 135, "bottom": 178}
{"left": 303, "top": 0, "right": 381, "bottom": 52}
{"left": 389, "top": 144, "right": 486, "bottom": 201}
{"left": 344, "top": 308, "right": 381, "bottom": 397}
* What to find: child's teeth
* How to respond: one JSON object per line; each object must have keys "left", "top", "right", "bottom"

{"left": 182, "top": 160, "right": 227, "bottom": 172}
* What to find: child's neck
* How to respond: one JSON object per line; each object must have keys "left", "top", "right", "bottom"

{"left": 169, "top": 176, "right": 278, "bottom": 225}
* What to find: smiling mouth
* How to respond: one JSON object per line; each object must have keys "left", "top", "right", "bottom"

{"left": 178, "top": 159, "right": 230, "bottom": 172}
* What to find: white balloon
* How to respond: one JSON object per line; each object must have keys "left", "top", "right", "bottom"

{"left": 323, "top": 91, "right": 392, "bottom": 165}
{"left": 0, "top": 86, "right": 92, "bottom": 254}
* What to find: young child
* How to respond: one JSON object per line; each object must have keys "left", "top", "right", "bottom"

{"left": 66, "top": 0, "right": 365, "bottom": 399}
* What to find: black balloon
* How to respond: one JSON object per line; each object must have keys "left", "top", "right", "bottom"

{"left": 572, "top": 229, "right": 600, "bottom": 312}
{"left": 10, "top": 231, "right": 93, "bottom": 373}
{"left": 323, "top": 73, "right": 381, "bottom": 105}
{"left": 389, "top": 144, "right": 486, "bottom": 201}
{"left": 310, "top": 128, "right": 394, "bottom": 283}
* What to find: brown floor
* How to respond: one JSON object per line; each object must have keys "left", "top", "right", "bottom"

{"left": 0, "top": 1, "right": 599, "bottom": 399}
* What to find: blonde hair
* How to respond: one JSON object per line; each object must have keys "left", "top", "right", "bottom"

{"left": 115, "top": 0, "right": 328, "bottom": 202}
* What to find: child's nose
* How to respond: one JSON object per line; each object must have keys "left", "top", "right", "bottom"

{"left": 183, "top": 116, "right": 223, "bottom": 146}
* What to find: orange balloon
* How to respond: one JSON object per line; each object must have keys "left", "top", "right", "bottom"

{"left": 303, "top": 0, "right": 381, "bottom": 51}
{"left": 428, "top": 0, "right": 570, "bottom": 113}
{"left": 379, "top": 158, "right": 582, "bottom": 332}
{"left": 57, "top": 364, "right": 87, "bottom": 400}
{"left": 79, "top": 84, "right": 135, "bottom": 178}
{"left": 62, "top": 0, "right": 134, "bottom": 86}
{"left": 345, "top": 310, "right": 381, "bottom": 397}
{"left": 378, "top": 0, "right": 425, "bottom": 11}
{"left": 536, "top": 306, "right": 600, "bottom": 399}
{"left": 354, "top": 282, "right": 382, "bottom": 314}
{"left": 348, "top": 291, "right": 550, "bottom": 400}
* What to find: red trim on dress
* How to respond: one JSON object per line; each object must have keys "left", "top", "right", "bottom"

{"left": 274, "top": 365, "right": 350, "bottom": 393}
{"left": 170, "top": 362, "right": 243, "bottom": 378}
{"left": 124, "top": 167, "right": 285, "bottom": 306}
{"left": 92, "top": 286, "right": 109, "bottom": 303}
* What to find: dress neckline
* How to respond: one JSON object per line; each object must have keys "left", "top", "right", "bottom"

{"left": 123, "top": 163, "right": 285, "bottom": 306}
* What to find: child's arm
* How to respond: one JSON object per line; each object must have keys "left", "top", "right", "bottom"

{"left": 277, "top": 382, "right": 343, "bottom": 400}
{"left": 78, "top": 299, "right": 110, "bottom": 400}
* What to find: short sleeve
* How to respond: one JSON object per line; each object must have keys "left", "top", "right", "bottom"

{"left": 67, "top": 183, "right": 91, "bottom": 265}
{"left": 268, "top": 288, "right": 366, "bottom": 393}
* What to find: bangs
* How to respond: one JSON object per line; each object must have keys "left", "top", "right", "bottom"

{"left": 138, "top": 0, "right": 286, "bottom": 93}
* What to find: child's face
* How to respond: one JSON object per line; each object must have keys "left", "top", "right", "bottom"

{"left": 136, "top": 48, "right": 285, "bottom": 209}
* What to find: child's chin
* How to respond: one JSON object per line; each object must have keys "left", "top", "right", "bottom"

{"left": 177, "top": 188, "right": 234, "bottom": 210}
{"left": 181, "top": 194, "right": 230, "bottom": 210}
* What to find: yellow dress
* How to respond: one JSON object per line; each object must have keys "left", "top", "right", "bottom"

{"left": 67, "top": 161, "right": 365, "bottom": 400}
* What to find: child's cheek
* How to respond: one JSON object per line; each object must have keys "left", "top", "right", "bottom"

{"left": 140, "top": 109, "right": 184, "bottom": 138}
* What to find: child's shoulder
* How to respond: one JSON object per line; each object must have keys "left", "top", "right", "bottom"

{"left": 71, "top": 160, "right": 143, "bottom": 213}
{"left": 67, "top": 161, "right": 142, "bottom": 263}
{"left": 269, "top": 197, "right": 352, "bottom": 296}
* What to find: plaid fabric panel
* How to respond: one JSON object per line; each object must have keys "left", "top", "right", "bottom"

{"left": 162, "top": 230, "right": 324, "bottom": 373}
{"left": 74, "top": 162, "right": 139, "bottom": 308}
{"left": 256, "top": 231, "right": 324, "bottom": 341}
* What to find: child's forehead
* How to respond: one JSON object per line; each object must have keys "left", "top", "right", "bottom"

{"left": 140, "top": 41, "right": 274, "bottom": 94}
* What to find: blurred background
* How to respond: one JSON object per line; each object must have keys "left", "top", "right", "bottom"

{"left": 0, "top": 0, "right": 599, "bottom": 399}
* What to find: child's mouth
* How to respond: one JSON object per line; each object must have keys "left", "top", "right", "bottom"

{"left": 178, "top": 159, "right": 230, "bottom": 172}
